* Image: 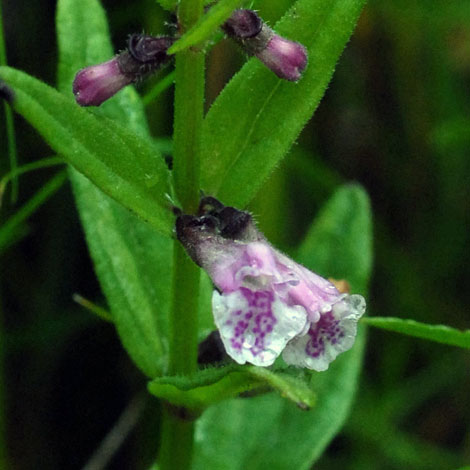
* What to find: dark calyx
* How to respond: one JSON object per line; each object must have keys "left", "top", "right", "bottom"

{"left": 222, "top": 9, "right": 263, "bottom": 39}
{"left": 118, "top": 34, "right": 174, "bottom": 80}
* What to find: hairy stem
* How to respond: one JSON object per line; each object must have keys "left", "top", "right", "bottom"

{"left": 158, "top": 1, "right": 205, "bottom": 469}
{"left": 172, "top": 2, "right": 205, "bottom": 214}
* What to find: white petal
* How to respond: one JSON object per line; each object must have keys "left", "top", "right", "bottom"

{"left": 282, "top": 294, "right": 366, "bottom": 371}
{"left": 212, "top": 287, "right": 307, "bottom": 367}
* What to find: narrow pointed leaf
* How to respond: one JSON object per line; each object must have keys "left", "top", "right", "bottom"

{"left": 168, "top": 0, "right": 245, "bottom": 54}
{"left": 362, "top": 317, "right": 470, "bottom": 349}
{"left": 56, "top": 0, "right": 174, "bottom": 377}
{"left": 155, "top": 0, "right": 178, "bottom": 12}
{"left": 201, "top": 0, "right": 366, "bottom": 207}
{"left": 71, "top": 172, "right": 172, "bottom": 376}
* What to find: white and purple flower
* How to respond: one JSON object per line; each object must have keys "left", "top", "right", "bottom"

{"left": 177, "top": 197, "right": 366, "bottom": 371}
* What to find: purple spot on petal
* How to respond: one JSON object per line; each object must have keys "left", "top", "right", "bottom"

{"left": 226, "top": 288, "right": 278, "bottom": 357}
{"left": 305, "top": 310, "right": 345, "bottom": 359}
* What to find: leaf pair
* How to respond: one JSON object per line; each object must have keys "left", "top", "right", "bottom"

{"left": 149, "top": 364, "right": 316, "bottom": 411}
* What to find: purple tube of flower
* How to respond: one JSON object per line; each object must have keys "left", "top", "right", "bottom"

{"left": 73, "top": 57, "right": 132, "bottom": 107}
{"left": 256, "top": 33, "right": 308, "bottom": 82}
{"left": 73, "top": 34, "right": 174, "bottom": 107}
{"left": 176, "top": 197, "right": 365, "bottom": 371}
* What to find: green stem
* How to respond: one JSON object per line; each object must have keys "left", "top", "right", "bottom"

{"left": 172, "top": 3, "right": 205, "bottom": 214}
{"left": 0, "top": 1, "right": 19, "bottom": 204}
{"left": 158, "top": 404, "right": 195, "bottom": 470}
{"left": 158, "top": 1, "right": 205, "bottom": 469}
{"left": 167, "top": 244, "right": 201, "bottom": 376}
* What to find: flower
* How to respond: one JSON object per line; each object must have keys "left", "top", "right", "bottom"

{"left": 222, "top": 9, "right": 308, "bottom": 82}
{"left": 176, "top": 197, "right": 366, "bottom": 371}
{"left": 73, "top": 34, "right": 174, "bottom": 107}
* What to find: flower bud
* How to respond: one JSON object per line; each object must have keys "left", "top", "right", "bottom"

{"left": 73, "top": 34, "right": 174, "bottom": 107}
{"left": 256, "top": 33, "right": 308, "bottom": 82}
{"left": 73, "top": 57, "right": 132, "bottom": 107}
{"left": 222, "top": 9, "right": 308, "bottom": 82}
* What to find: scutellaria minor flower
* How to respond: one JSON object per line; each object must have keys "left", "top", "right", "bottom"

{"left": 176, "top": 197, "right": 366, "bottom": 371}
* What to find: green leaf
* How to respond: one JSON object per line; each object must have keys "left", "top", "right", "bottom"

{"left": 148, "top": 364, "right": 316, "bottom": 410}
{"left": 0, "top": 66, "right": 174, "bottom": 238}
{"left": 149, "top": 365, "right": 258, "bottom": 409}
{"left": 193, "top": 184, "right": 373, "bottom": 470}
{"left": 362, "top": 317, "right": 470, "bottom": 349}
{"left": 55, "top": 0, "right": 174, "bottom": 377}
{"left": 155, "top": 0, "right": 218, "bottom": 12}
{"left": 201, "top": 0, "right": 366, "bottom": 207}
{"left": 168, "top": 0, "right": 246, "bottom": 54}
{"left": 70, "top": 171, "right": 172, "bottom": 376}
{"left": 297, "top": 183, "right": 372, "bottom": 293}
{"left": 247, "top": 367, "right": 316, "bottom": 410}
{"left": 155, "top": 0, "right": 178, "bottom": 12}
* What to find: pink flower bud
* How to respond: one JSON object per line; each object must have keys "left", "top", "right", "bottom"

{"left": 73, "top": 34, "right": 174, "bottom": 107}
{"left": 222, "top": 9, "right": 308, "bottom": 82}
{"left": 256, "top": 34, "right": 308, "bottom": 82}
{"left": 73, "top": 57, "right": 132, "bottom": 107}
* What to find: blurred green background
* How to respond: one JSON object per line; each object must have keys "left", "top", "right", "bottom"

{"left": 0, "top": 0, "right": 469, "bottom": 468}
